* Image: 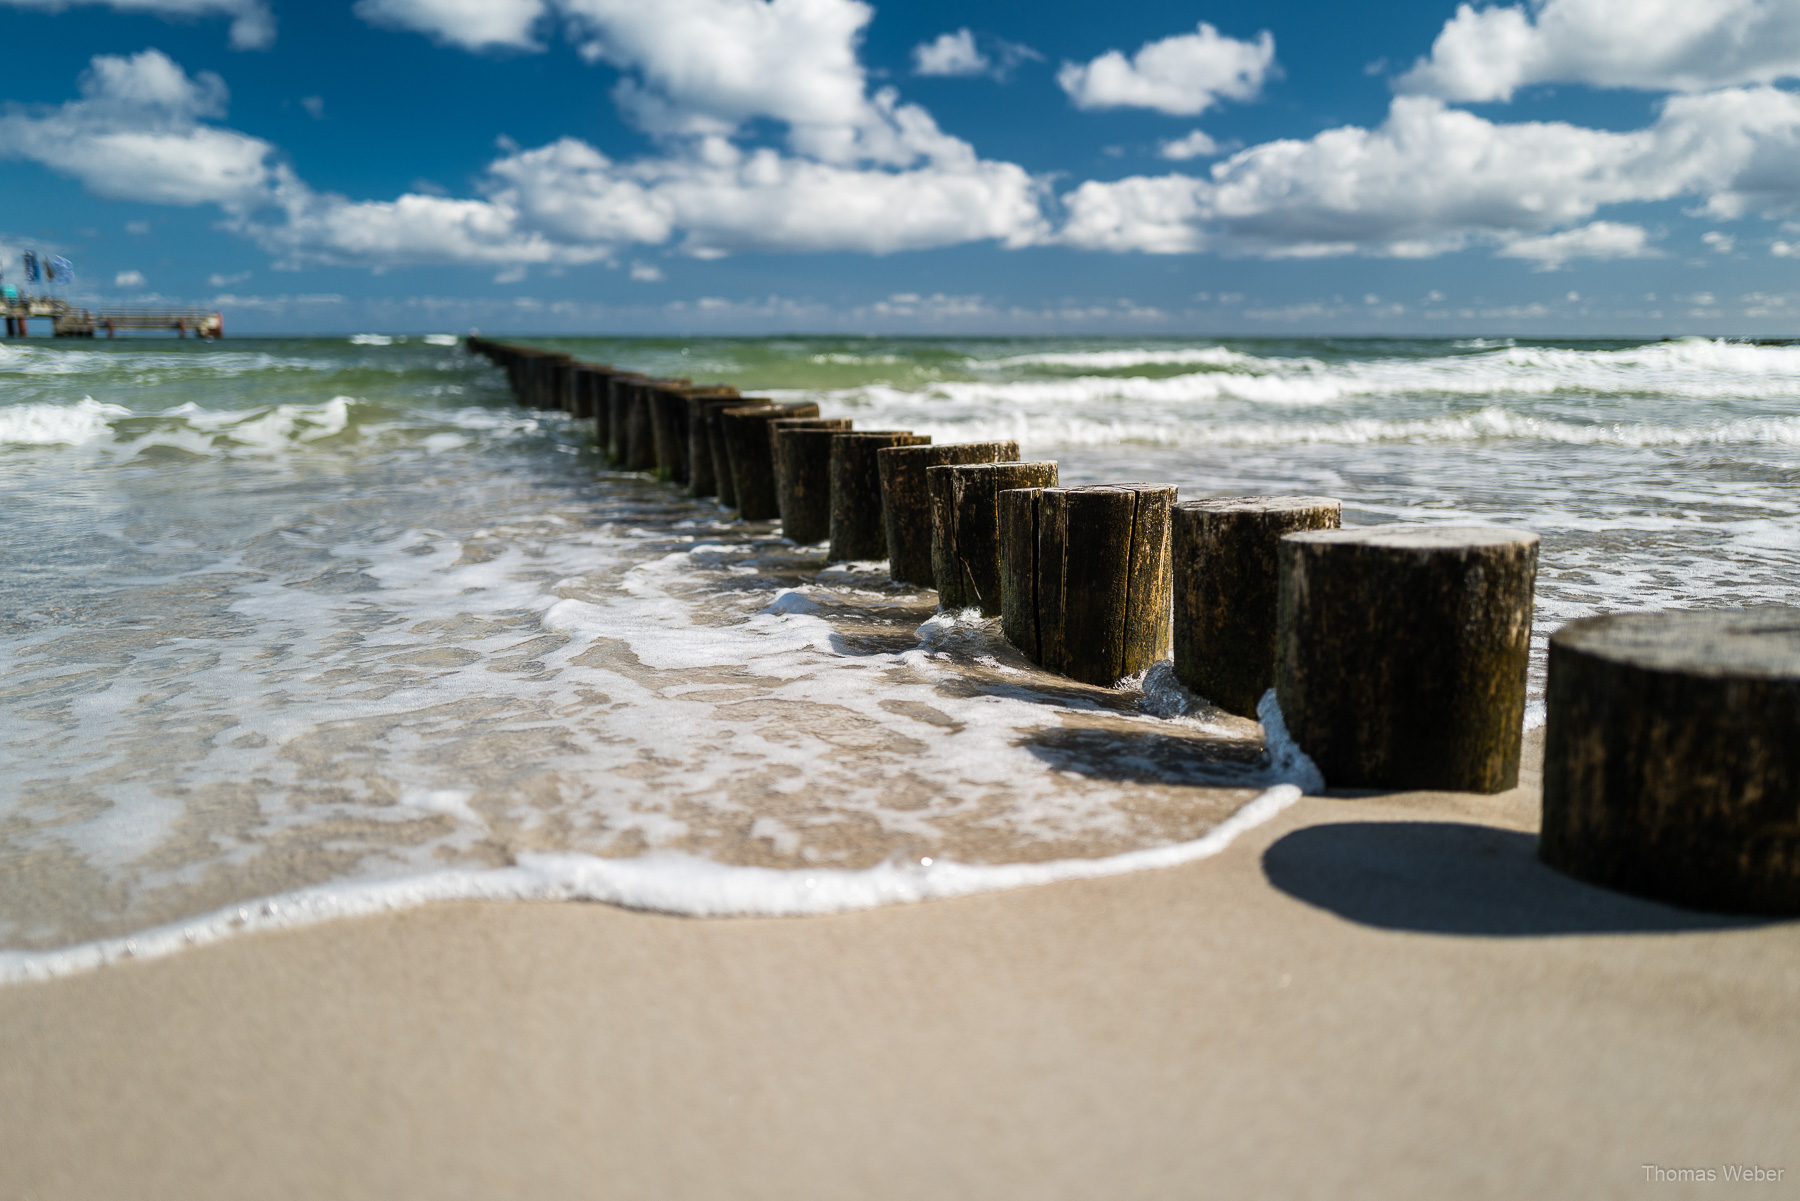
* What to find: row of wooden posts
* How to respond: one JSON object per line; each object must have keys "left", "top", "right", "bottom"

{"left": 467, "top": 336, "right": 1800, "bottom": 916}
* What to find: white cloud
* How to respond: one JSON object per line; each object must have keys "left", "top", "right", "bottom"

{"left": 114, "top": 268, "right": 145, "bottom": 286}
{"left": 1398, "top": 0, "right": 1800, "bottom": 102}
{"left": 913, "top": 28, "right": 987, "bottom": 77}
{"left": 1058, "top": 23, "right": 1276, "bottom": 115}
{"left": 208, "top": 269, "right": 250, "bottom": 285}
{"left": 1059, "top": 89, "right": 1800, "bottom": 258}
{"left": 1703, "top": 230, "right": 1736, "bottom": 253}
{"left": 300, "top": 95, "right": 323, "bottom": 119}
{"left": 0, "top": 49, "right": 281, "bottom": 207}
{"left": 1497, "top": 221, "right": 1656, "bottom": 269}
{"left": 0, "top": 0, "right": 274, "bottom": 49}
{"left": 1159, "top": 129, "right": 1220, "bottom": 160}
{"left": 257, "top": 130, "right": 1045, "bottom": 266}
{"left": 352, "top": 0, "right": 546, "bottom": 51}
{"left": 629, "top": 261, "right": 663, "bottom": 280}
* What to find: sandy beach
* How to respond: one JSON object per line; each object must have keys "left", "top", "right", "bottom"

{"left": 4, "top": 730, "right": 1795, "bottom": 1199}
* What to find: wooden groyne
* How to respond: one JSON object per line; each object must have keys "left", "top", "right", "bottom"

{"left": 465, "top": 336, "right": 1800, "bottom": 913}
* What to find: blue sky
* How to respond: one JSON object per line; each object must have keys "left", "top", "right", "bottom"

{"left": 4, "top": 0, "right": 1800, "bottom": 335}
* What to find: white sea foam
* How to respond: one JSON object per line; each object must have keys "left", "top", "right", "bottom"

{"left": 968, "top": 346, "right": 1265, "bottom": 371}
{"left": 350, "top": 333, "right": 395, "bottom": 345}
{"left": 0, "top": 784, "right": 1300, "bottom": 985}
{"left": 423, "top": 334, "right": 460, "bottom": 346}
{"left": 0, "top": 397, "right": 131, "bottom": 445}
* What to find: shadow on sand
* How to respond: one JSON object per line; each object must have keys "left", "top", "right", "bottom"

{"left": 1262, "top": 821, "right": 1784, "bottom": 936}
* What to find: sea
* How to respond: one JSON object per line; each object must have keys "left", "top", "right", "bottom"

{"left": 5, "top": 332, "right": 1799, "bottom": 980}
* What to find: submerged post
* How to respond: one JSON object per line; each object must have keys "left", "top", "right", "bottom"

{"left": 1171, "top": 497, "right": 1342, "bottom": 717}
{"left": 877, "top": 442, "right": 1020, "bottom": 587}
{"left": 1540, "top": 608, "right": 1800, "bottom": 914}
{"left": 1276, "top": 525, "right": 1539, "bottom": 793}
{"left": 1005, "top": 484, "right": 1176, "bottom": 685}
{"left": 927, "top": 461, "right": 1058, "bottom": 613}
{"left": 772, "top": 422, "right": 854, "bottom": 544}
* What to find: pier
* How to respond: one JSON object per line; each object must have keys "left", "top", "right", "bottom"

{"left": 2, "top": 294, "right": 222, "bottom": 338}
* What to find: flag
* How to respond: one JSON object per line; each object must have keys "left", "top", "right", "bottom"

{"left": 49, "top": 256, "right": 72, "bottom": 283}
{"left": 23, "top": 251, "right": 38, "bottom": 283}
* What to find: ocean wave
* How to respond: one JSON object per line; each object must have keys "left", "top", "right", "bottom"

{"left": 0, "top": 396, "right": 550, "bottom": 456}
{"left": 0, "top": 786, "right": 1299, "bottom": 984}
{"left": 0, "top": 397, "right": 133, "bottom": 446}
{"left": 967, "top": 346, "right": 1266, "bottom": 372}
{"left": 884, "top": 406, "right": 1800, "bottom": 449}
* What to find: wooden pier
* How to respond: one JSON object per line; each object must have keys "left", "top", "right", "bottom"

{"left": 2, "top": 295, "right": 223, "bottom": 339}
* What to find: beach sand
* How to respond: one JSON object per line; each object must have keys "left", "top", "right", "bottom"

{"left": 4, "top": 729, "right": 1797, "bottom": 1199}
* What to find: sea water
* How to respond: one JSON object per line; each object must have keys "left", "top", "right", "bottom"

{"left": 3, "top": 333, "right": 1798, "bottom": 978}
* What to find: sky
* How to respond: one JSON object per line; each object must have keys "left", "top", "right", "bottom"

{"left": 4, "top": 0, "right": 1800, "bottom": 335}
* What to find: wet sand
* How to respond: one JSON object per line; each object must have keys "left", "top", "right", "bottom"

{"left": 3, "top": 731, "right": 1797, "bottom": 1199}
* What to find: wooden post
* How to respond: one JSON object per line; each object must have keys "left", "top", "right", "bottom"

{"left": 999, "top": 487, "right": 1045, "bottom": 660}
{"left": 653, "top": 385, "right": 734, "bottom": 485}
{"left": 624, "top": 378, "right": 684, "bottom": 472}
{"left": 1540, "top": 608, "right": 1800, "bottom": 914}
{"left": 1007, "top": 484, "right": 1177, "bottom": 685}
{"left": 689, "top": 394, "right": 753, "bottom": 499}
{"left": 1171, "top": 496, "right": 1342, "bottom": 717}
{"left": 1276, "top": 525, "right": 1539, "bottom": 793}
{"left": 827, "top": 432, "right": 928, "bottom": 563}
{"left": 721, "top": 403, "right": 821, "bottom": 519}
{"left": 877, "top": 442, "right": 1020, "bottom": 587}
{"left": 927, "top": 461, "right": 1058, "bottom": 613}
{"left": 772, "top": 422, "right": 854, "bottom": 544}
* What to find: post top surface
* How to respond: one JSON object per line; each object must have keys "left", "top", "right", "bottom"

{"left": 830, "top": 430, "right": 919, "bottom": 438}
{"left": 878, "top": 441, "right": 1015, "bottom": 456}
{"left": 1179, "top": 495, "right": 1341, "bottom": 515}
{"left": 926, "top": 460, "right": 1057, "bottom": 475}
{"left": 1284, "top": 524, "right": 1538, "bottom": 551}
{"left": 1552, "top": 607, "right": 1800, "bottom": 677}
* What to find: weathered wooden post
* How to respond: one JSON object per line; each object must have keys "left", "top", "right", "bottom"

{"left": 827, "top": 432, "right": 929, "bottom": 563}
{"left": 689, "top": 394, "right": 754, "bottom": 499}
{"left": 927, "top": 461, "right": 1058, "bottom": 612}
{"left": 606, "top": 373, "right": 647, "bottom": 466}
{"left": 877, "top": 442, "right": 1020, "bottom": 587}
{"left": 1540, "top": 608, "right": 1800, "bottom": 913}
{"left": 999, "top": 487, "right": 1045, "bottom": 660}
{"left": 651, "top": 384, "right": 733, "bottom": 484}
{"left": 772, "top": 422, "right": 855, "bottom": 544}
{"left": 721, "top": 403, "right": 821, "bottom": 519}
{"left": 1003, "top": 484, "right": 1176, "bottom": 685}
{"left": 1276, "top": 525, "right": 1539, "bottom": 793}
{"left": 1171, "top": 497, "right": 1342, "bottom": 717}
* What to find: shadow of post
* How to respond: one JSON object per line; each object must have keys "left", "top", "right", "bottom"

{"left": 1262, "top": 821, "right": 1783, "bottom": 936}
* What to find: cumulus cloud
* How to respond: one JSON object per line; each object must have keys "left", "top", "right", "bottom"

{"left": 1398, "top": 0, "right": 1800, "bottom": 102}
{"left": 1497, "top": 221, "right": 1656, "bottom": 268}
{"left": 1058, "top": 23, "right": 1275, "bottom": 115}
{"left": 913, "top": 28, "right": 987, "bottom": 77}
{"left": 0, "top": 0, "right": 274, "bottom": 49}
{"left": 1059, "top": 89, "right": 1800, "bottom": 257}
{"left": 352, "top": 0, "right": 546, "bottom": 51}
{"left": 255, "top": 129, "right": 1044, "bottom": 266}
{"left": 0, "top": 49, "right": 282, "bottom": 207}
{"left": 114, "top": 268, "right": 146, "bottom": 286}
{"left": 1159, "top": 129, "right": 1220, "bottom": 160}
